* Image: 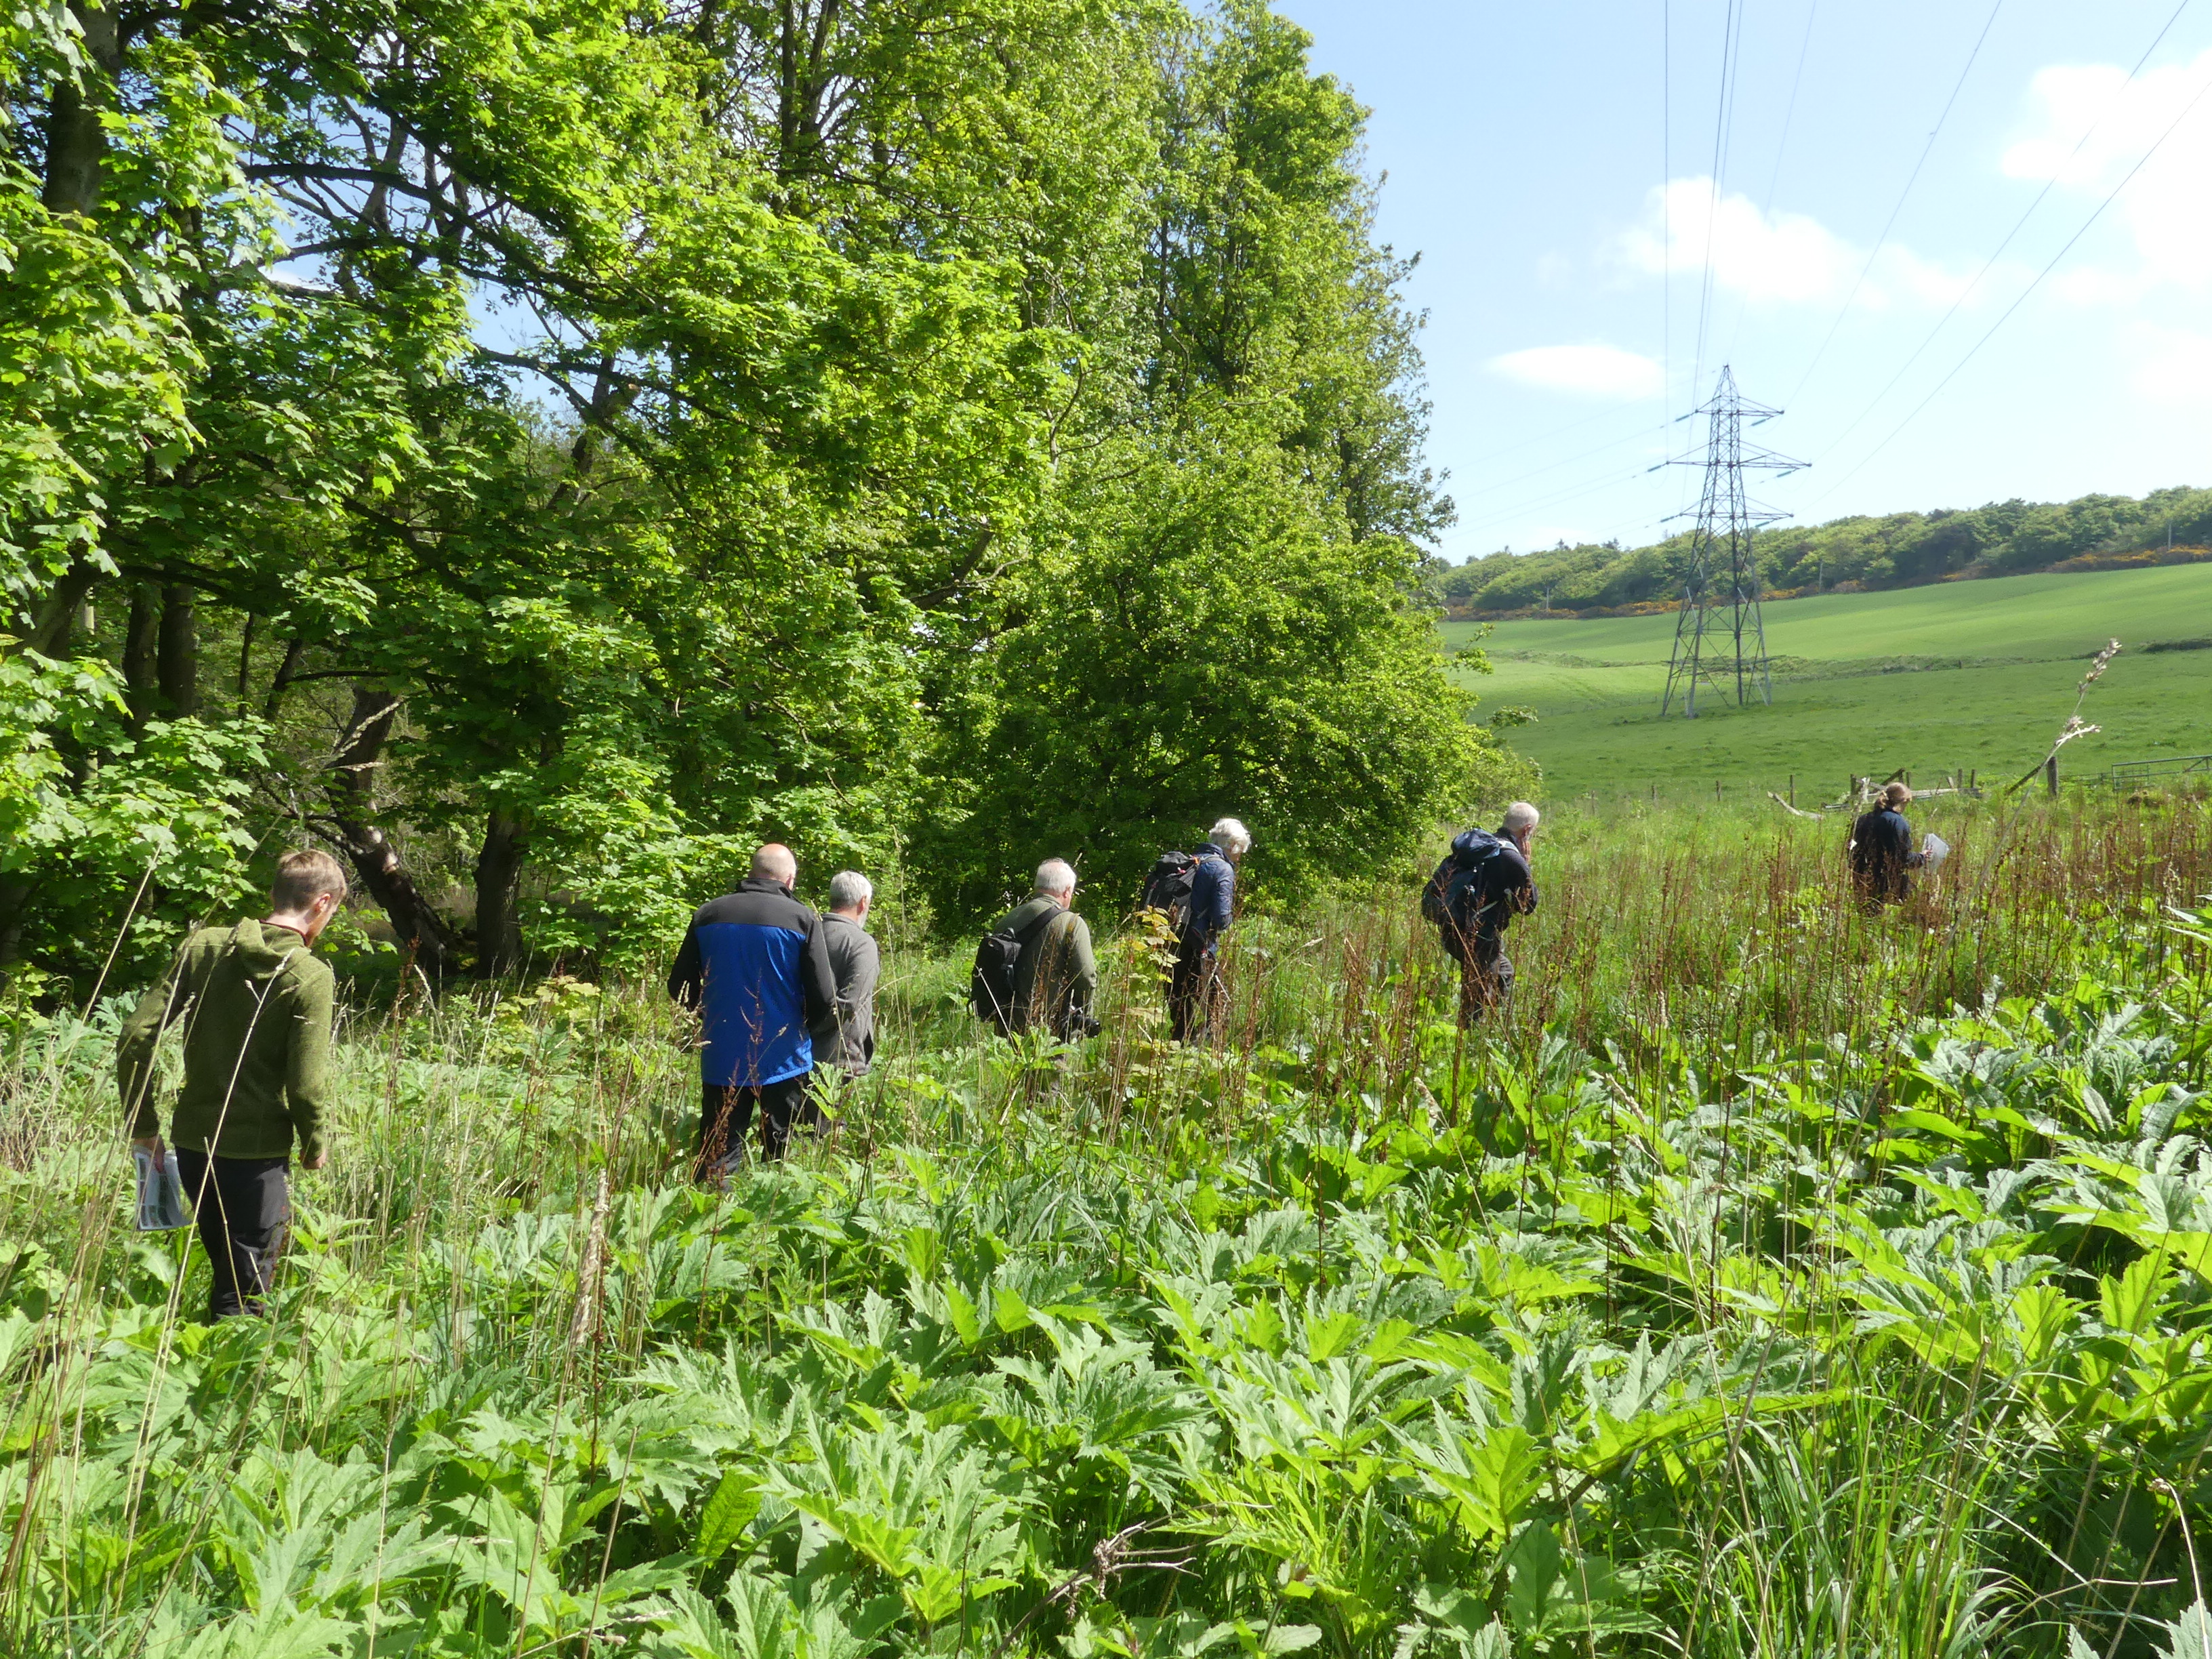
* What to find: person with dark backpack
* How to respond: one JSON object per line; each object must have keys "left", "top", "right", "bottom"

{"left": 973, "top": 859, "right": 1099, "bottom": 1038}
{"left": 1137, "top": 850, "right": 1198, "bottom": 932}
{"left": 1170, "top": 817, "right": 1250, "bottom": 1043}
{"left": 1424, "top": 802, "right": 1540, "bottom": 1026}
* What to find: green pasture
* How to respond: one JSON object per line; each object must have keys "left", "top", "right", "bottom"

{"left": 1446, "top": 562, "right": 2212, "bottom": 800}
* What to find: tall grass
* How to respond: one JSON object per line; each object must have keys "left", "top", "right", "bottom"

{"left": 3, "top": 792, "right": 2211, "bottom": 1657}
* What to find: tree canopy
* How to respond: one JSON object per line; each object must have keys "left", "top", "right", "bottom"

{"left": 2, "top": 0, "right": 1504, "bottom": 983}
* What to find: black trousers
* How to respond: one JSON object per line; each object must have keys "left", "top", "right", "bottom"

{"left": 176, "top": 1149, "right": 290, "bottom": 1319}
{"left": 697, "top": 1076, "right": 817, "bottom": 1176}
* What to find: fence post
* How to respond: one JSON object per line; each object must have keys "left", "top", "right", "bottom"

{"left": 2045, "top": 756, "right": 2058, "bottom": 798}
{"left": 1788, "top": 773, "right": 1795, "bottom": 807}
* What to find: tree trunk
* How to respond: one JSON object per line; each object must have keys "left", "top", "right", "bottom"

{"left": 325, "top": 685, "right": 461, "bottom": 975}
{"left": 123, "top": 583, "right": 160, "bottom": 731}
{"left": 0, "top": 878, "right": 31, "bottom": 975}
{"left": 14, "top": 558, "right": 102, "bottom": 658}
{"left": 41, "top": 4, "right": 121, "bottom": 218}
{"left": 157, "top": 582, "right": 197, "bottom": 718}
{"left": 473, "top": 811, "right": 529, "bottom": 978}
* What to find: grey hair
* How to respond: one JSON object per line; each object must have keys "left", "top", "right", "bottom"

{"left": 1033, "top": 857, "right": 1078, "bottom": 897}
{"left": 1208, "top": 817, "right": 1252, "bottom": 856}
{"left": 750, "top": 842, "right": 798, "bottom": 884}
{"left": 1501, "top": 802, "right": 1540, "bottom": 834}
{"left": 828, "top": 869, "right": 874, "bottom": 910}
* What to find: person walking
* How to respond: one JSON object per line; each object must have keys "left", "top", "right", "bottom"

{"left": 1848, "top": 781, "right": 1927, "bottom": 908}
{"left": 1428, "top": 802, "right": 1540, "bottom": 1026}
{"left": 1170, "top": 817, "right": 1250, "bottom": 1043}
{"left": 669, "top": 843, "right": 836, "bottom": 1176}
{"left": 996, "top": 859, "right": 1098, "bottom": 1040}
{"left": 815, "top": 870, "right": 881, "bottom": 1080}
{"left": 117, "top": 848, "right": 348, "bottom": 1320}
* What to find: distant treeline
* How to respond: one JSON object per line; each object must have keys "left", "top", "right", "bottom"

{"left": 1437, "top": 485, "right": 2212, "bottom": 617}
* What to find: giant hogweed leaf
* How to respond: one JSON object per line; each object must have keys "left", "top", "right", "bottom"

{"left": 696, "top": 1469, "right": 763, "bottom": 1564}
{"left": 2154, "top": 1599, "right": 2212, "bottom": 1659}
{"left": 1402, "top": 1420, "right": 1546, "bottom": 1542}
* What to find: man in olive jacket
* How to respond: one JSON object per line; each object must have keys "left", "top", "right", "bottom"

{"left": 998, "top": 859, "right": 1099, "bottom": 1040}
{"left": 119, "top": 849, "right": 348, "bottom": 1319}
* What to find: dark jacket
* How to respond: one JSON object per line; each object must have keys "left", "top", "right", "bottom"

{"left": 117, "top": 920, "right": 335, "bottom": 1162}
{"left": 817, "top": 912, "right": 880, "bottom": 1076}
{"left": 1438, "top": 829, "right": 1537, "bottom": 962}
{"left": 997, "top": 895, "right": 1098, "bottom": 1038}
{"left": 1182, "top": 844, "right": 1236, "bottom": 954}
{"left": 1475, "top": 831, "right": 1537, "bottom": 939}
{"left": 1849, "top": 808, "right": 1924, "bottom": 902}
{"left": 670, "top": 877, "right": 836, "bottom": 1086}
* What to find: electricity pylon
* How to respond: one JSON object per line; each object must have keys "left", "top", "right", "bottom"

{"left": 1659, "top": 367, "right": 1805, "bottom": 718}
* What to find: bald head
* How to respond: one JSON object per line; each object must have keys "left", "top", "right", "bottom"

{"left": 750, "top": 843, "right": 797, "bottom": 889}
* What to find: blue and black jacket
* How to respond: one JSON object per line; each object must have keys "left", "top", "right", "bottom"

{"left": 668, "top": 876, "right": 837, "bottom": 1087}
{"left": 1181, "top": 843, "right": 1237, "bottom": 956}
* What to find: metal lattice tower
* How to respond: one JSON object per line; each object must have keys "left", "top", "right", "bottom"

{"left": 1660, "top": 367, "right": 1806, "bottom": 718}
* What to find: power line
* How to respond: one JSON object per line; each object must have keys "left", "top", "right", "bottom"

{"left": 1807, "top": 63, "right": 2212, "bottom": 509}
{"left": 1464, "top": 424, "right": 1658, "bottom": 497}
{"left": 1727, "top": 0, "right": 1820, "bottom": 365}
{"left": 1760, "top": 0, "right": 1820, "bottom": 221}
{"left": 1687, "top": 0, "right": 1748, "bottom": 405}
{"left": 1450, "top": 465, "right": 1663, "bottom": 547}
{"left": 1783, "top": 0, "right": 2007, "bottom": 407}
{"left": 1807, "top": 0, "right": 2196, "bottom": 466}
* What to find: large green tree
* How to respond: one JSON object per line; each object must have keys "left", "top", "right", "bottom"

{"left": 3, "top": 0, "right": 1492, "bottom": 981}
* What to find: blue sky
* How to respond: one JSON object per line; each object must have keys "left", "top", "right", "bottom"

{"left": 1278, "top": 0, "right": 2212, "bottom": 562}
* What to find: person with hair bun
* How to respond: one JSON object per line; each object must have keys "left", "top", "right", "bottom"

{"left": 1848, "top": 781, "right": 1926, "bottom": 908}
{"left": 118, "top": 847, "right": 350, "bottom": 1319}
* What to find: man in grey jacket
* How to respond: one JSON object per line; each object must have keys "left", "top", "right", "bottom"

{"left": 817, "top": 870, "right": 880, "bottom": 1078}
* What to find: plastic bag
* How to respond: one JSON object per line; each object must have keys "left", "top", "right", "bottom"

{"left": 134, "top": 1146, "right": 191, "bottom": 1231}
{"left": 1922, "top": 832, "right": 1951, "bottom": 871}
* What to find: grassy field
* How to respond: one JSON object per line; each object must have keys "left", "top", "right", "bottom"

{"left": 1444, "top": 562, "right": 2212, "bottom": 801}
{"left": 12, "top": 794, "right": 2212, "bottom": 1656}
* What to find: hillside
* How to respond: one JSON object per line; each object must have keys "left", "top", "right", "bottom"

{"left": 1437, "top": 483, "right": 2212, "bottom": 617}
{"left": 1447, "top": 561, "right": 2212, "bottom": 798}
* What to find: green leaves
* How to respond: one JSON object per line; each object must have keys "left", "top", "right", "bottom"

{"left": 694, "top": 1469, "right": 763, "bottom": 1565}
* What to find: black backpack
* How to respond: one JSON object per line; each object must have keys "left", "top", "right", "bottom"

{"left": 1422, "top": 828, "right": 1511, "bottom": 943}
{"left": 1138, "top": 851, "right": 1197, "bottom": 928}
{"left": 970, "top": 903, "right": 1063, "bottom": 1026}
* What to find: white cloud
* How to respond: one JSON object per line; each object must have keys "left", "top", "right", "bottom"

{"left": 2129, "top": 325, "right": 2212, "bottom": 405}
{"left": 2004, "top": 48, "right": 2212, "bottom": 294}
{"left": 1488, "top": 342, "right": 1662, "bottom": 400}
{"left": 1616, "top": 178, "right": 1997, "bottom": 310}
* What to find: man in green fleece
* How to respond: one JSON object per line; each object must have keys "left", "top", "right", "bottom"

{"left": 998, "top": 858, "right": 1099, "bottom": 1040}
{"left": 119, "top": 848, "right": 348, "bottom": 1319}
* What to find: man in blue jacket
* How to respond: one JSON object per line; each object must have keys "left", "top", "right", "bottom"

{"left": 669, "top": 843, "right": 837, "bottom": 1176}
{"left": 1171, "top": 817, "right": 1250, "bottom": 1042}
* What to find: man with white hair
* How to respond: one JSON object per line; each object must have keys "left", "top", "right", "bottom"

{"left": 815, "top": 870, "right": 880, "bottom": 1077}
{"left": 669, "top": 842, "right": 836, "bottom": 1175}
{"left": 994, "top": 858, "right": 1098, "bottom": 1038}
{"left": 1427, "top": 802, "right": 1540, "bottom": 1025}
{"left": 1172, "top": 816, "right": 1251, "bottom": 1042}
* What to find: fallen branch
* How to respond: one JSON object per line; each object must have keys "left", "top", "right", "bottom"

{"left": 1767, "top": 792, "right": 1826, "bottom": 819}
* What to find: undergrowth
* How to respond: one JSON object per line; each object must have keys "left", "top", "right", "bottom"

{"left": 7, "top": 798, "right": 2212, "bottom": 1658}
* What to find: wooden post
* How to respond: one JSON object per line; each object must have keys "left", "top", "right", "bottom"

{"left": 1715, "top": 779, "right": 1721, "bottom": 803}
{"left": 1788, "top": 773, "right": 1795, "bottom": 807}
{"left": 2045, "top": 756, "right": 2058, "bottom": 797}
